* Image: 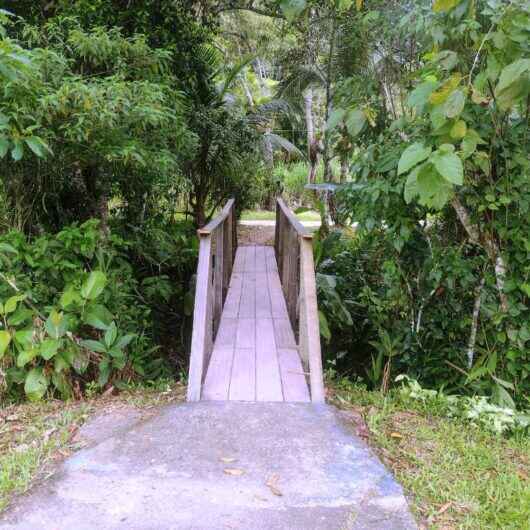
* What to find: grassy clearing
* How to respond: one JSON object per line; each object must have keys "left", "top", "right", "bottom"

{"left": 241, "top": 209, "right": 321, "bottom": 222}
{"left": 328, "top": 380, "right": 530, "bottom": 530}
{"left": 0, "top": 380, "right": 185, "bottom": 513}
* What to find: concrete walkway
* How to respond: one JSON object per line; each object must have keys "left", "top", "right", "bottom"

{"left": 1, "top": 402, "right": 417, "bottom": 530}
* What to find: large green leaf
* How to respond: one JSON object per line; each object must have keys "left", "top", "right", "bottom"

{"left": 345, "top": 109, "right": 366, "bottom": 137}
{"left": 398, "top": 143, "right": 432, "bottom": 175}
{"left": 45, "top": 309, "right": 69, "bottom": 339}
{"left": 326, "top": 108, "right": 346, "bottom": 131}
{"left": 0, "top": 330, "right": 11, "bottom": 358}
{"left": 450, "top": 120, "right": 467, "bottom": 139}
{"left": 430, "top": 104, "right": 447, "bottom": 130}
{"left": 8, "top": 306, "right": 33, "bottom": 326}
{"left": 104, "top": 322, "right": 118, "bottom": 348}
{"left": 3, "top": 294, "right": 26, "bottom": 315}
{"left": 0, "top": 137, "right": 9, "bottom": 158}
{"left": 430, "top": 146, "right": 463, "bottom": 185}
{"left": 433, "top": 0, "right": 459, "bottom": 12}
{"left": 14, "top": 329, "right": 34, "bottom": 348}
{"left": 11, "top": 140, "right": 24, "bottom": 161}
{"left": 444, "top": 89, "right": 465, "bottom": 118}
{"left": 80, "top": 339, "right": 108, "bottom": 354}
{"left": 81, "top": 271, "right": 107, "bottom": 300}
{"left": 83, "top": 304, "right": 113, "bottom": 330}
{"left": 495, "top": 59, "right": 530, "bottom": 95}
{"left": 416, "top": 164, "right": 453, "bottom": 209}
{"left": 17, "top": 348, "right": 39, "bottom": 368}
{"left": 24, "top": 368, "right": 49, "bottom": 401}
{"left": 115, "top": 334, "right": 136, "bottom": 350}
{"left": 60, "top": 286, "right": 81, "bottom": 309}
{"left": 24, "top": 137, "right": 48, "bottom": 158}
{"left": 40, "top": 338, "right": 61, "bottom": 361}
{"left": 318, "top": 311, "right": 331, "bottom": 341}
{"left": 407, "top": 80, "right": 437, "bottom": 114}
{"left": 403, "top": 164, "right": 423, "bottom": 204}
{"left": 495, "top": 59, "right": 530, "bottom": 109}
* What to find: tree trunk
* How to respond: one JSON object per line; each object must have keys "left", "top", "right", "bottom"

{"left": 340, "top": 158, "right": 348, "bottom": 182}
{"left": 304, "top": 88, "right": 318, "bottom": 184}
{"left": 451, "top": 196, "right": 508, "bottom": 312}
{"left": 322, "top": 13, "right": 337, "bottom": 182}
{"left": 467, "top": 277, "right": 485, "bottom": 368}
{"left": 305, "top": 8, "right": 319, "bottom": 185}
{"left": 97, "top": 192, "right": 110, "bottom": 238}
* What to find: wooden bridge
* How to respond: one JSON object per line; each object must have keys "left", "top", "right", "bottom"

{"left": 187, "top": 198, "right": 325, "bottom": 403}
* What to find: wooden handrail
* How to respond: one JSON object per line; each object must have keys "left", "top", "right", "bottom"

{"left": 187, "top": 199, "right": 237, "bottom": 401}
{"left": 198, "top": 199, "right": 236, "bottom": 236}
{"left": 274, "top": 198, "right": 325, "bottom": 403}
{"left": 276, "top": 198, "right": 311, "bottom": 239}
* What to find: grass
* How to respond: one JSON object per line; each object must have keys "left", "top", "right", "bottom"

{"left": 327, "top": 380, "right": 530, "bottom": 529}
{"left": 241, "top": 209, "right": 321, "bottom": 222}
{"left": 0, "top": 380, "right": 185, "bottom": 513}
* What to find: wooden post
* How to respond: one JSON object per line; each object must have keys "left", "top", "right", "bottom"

{"left": 286, "top": 228, "right": 299, "bottom": 330}
{"left": 300, "top": 237, "right": 325, "bottom": 403}
{"left": 187, "top": 235, "right": 213, "bottom": 401}
{"left": 213, "top": 224, "right": 224, "bottom": 335}
{"left": 223, "top": 212, "right": 232, "bottom": 302}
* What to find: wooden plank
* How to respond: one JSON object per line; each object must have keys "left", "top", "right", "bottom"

{"left": 223, "top": 213, "right": 233, "bottom": 302}
{"left": 285, "top": 228, "right": 299, "bottom": 329}
{"left": 273, "top": 318, "right": 297, "bottom": 348}
{"left": 239, "top": 272, "right": 256, "bottom": 318}
{"left": 233, "top": 247, "right": 245, "bottom": 273}
{"left": 229, "top": 348, "right": 256, "bottom": 401}
{"left": 214, "top": 318, "right": 237, "bottom": 348}
{"left": 213, "top": 225, "right": 224, "bottom": 335}
{"left": 236, "top": 318, "right": 255, "bottom": 349}
{"left": 255, "top": 246, "right": 267, "bottom": 272}
{"left": 265, "top": 246, "right": 277, "bottom": 273}
{"left": 268, "top": 272, "right": 288, "bottom": 318}
{"left": 255, "top": 272, "right": 272, "bottom": 318}
{"left": 255, "top": 318, "right": 283, "bottom": 402}
{"left": 277, "top": 348, "right": 310, "bottom": 402}
{"left": 202, "top": 346, "right": 234, "bottom": 401}
{"left": 244, "top": 245, "right": 256, "bottom": 272}
{"left": 222, "top": 273, "right": 242, "bottom": 318}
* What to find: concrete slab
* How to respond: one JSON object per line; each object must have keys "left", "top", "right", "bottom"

{"left": 1, "top": 402, "right": 417, "bottom": 530}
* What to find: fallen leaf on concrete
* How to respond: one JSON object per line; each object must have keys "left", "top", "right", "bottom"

{"left": 220, "top": 457, "right": 237, "bottom": 464}
{"left": 223, "top": 468, "right": 245, "bottom": 476}
{"left": 266, "top": 473, "right": 283, "bottom": 496}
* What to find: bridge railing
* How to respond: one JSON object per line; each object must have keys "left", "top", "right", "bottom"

{"left": 187, "top": 199, "right": 237, "bottom": 401}
{"left": 275, "top": 198, "right": 325, "bottom": 403}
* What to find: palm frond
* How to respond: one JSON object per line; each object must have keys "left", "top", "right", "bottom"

{"left": 277, "top": 65, "right": 326, "bottom": 100}
{"left": 263, "top": 132, "right": 304, "bottom": 159}
{"left": 217, "top": 54, "right": 256, "bottom": 102}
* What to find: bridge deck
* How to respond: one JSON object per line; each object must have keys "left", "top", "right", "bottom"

{"left": 202, "top": 245, "right": 310, "bottom": 402}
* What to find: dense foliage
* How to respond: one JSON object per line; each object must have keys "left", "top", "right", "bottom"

{"left": 271, "top": 0, "right": 529, "bottom": 407}
{"left": 1, "top": 1, "right": 528, "bottom": 410}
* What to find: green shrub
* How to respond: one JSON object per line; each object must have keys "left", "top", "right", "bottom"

{"left": 273, "top": 161, "right": 313, "bottom": 206}
{"left": 315, "top": 227, "right": 530, "bottom": 407}
{"left": 0, "top": 219, "right": 197, "bottom": 403}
